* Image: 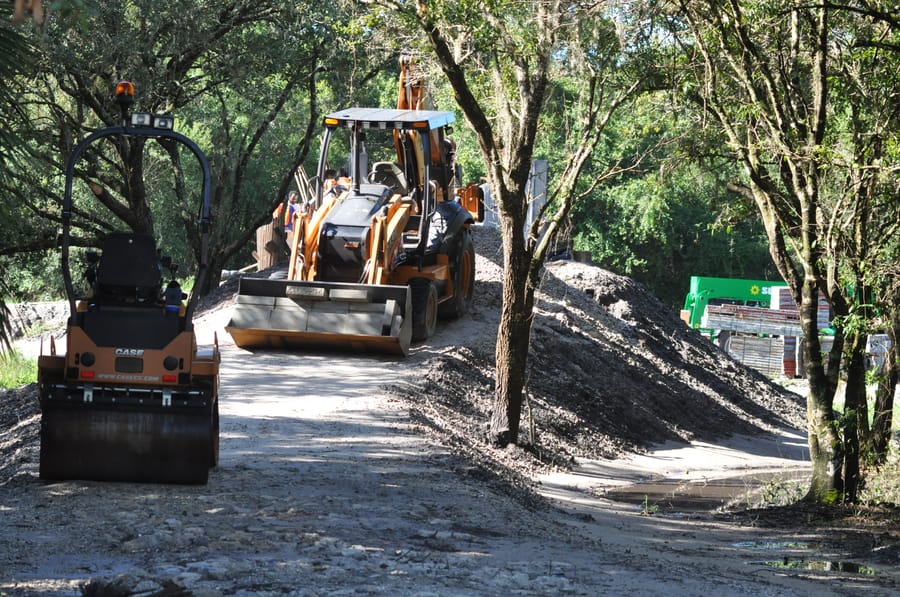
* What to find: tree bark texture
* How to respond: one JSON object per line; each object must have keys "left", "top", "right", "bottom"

{"left": 800, "top": 280, "right": 843, "bottom": 502}
{"left": 841, "top": 332, "right": 868, "bottom": 502}
{"left": 489, "top": 206, "right": 537, "bottom": 447}
{"left": 872, "top": 311, "right": 899, "bottom": 462}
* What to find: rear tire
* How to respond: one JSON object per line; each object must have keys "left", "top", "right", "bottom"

{"left": 210, "top": 399, "right": 220, "bottom": 468}
{"left": 410, "top": 277, "right": 438, "bottom": 342}
{"left": 439, "top": 230, "right": 475, "bottom": 319}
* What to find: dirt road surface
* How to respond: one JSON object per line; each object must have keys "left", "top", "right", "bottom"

{"left": 3, "top": 224, "right": 898, "bottom": 595}
{"left": 1, "top": 301, "right": 895, "bottom": 596}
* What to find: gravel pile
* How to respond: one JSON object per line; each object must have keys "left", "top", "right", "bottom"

{"left": 391, "top": 225, "right": 805, "bottom": 483}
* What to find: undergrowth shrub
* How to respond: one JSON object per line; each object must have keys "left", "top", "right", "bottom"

{"left": 0, "top": 348, "right": 36, "bottom": 389}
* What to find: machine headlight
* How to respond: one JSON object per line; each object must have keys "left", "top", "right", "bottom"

{"left": 131, "top": 113, "right": 152, "bottom": 126}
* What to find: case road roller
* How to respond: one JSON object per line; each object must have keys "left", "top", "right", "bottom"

{"left": 37, "top": 82, "right": 220, "bottom": 484}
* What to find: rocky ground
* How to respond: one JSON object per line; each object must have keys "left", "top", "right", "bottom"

{"left": 1, "top": 225, "right": 898, "bottom": 596}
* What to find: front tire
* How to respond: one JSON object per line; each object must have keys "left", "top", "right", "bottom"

{"left": 410, "top": 277, "right": 438, "bottom": 342}
{"left": 439, "top": 230, "right": 475, "bottom": 319}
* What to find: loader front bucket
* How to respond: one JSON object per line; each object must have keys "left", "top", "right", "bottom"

{"left": 226, "top": 278, "right": 412, "bottom": 356}
{"left": 39, "top": 386, "right": 217, "bottom": 485}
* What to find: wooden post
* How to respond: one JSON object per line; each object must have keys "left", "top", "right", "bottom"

{"left": 255, "top": 221, "right": 286, "bottom": 271}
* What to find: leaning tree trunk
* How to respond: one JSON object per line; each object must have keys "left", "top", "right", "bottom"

{"left": 193, "top": 250, "right": 228, "bottom": 297}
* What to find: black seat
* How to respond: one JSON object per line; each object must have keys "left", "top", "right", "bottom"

{"left": 370, "top": 161, "right": 408, "bottom": 195}
{"left": 81, "top": 233, "right": 183, "bottom": 347}
{"left": 95, "top": 232, "right": 162, "bottom": 304}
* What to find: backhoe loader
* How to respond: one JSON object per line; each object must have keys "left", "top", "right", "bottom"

{"left": 37, "top": 82, "right": 220, "bottom": 484}
{"left": 226, "top": 54, "right": 483, "bottom": 355}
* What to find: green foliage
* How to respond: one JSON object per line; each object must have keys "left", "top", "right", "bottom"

{"left": 0, "top": 277, "right": 10, "bottom": 351}
{"left": 831, "top": 383, "right": 899, "bottom": 430}
{"left": 573, "top": 172, "right": 772, "bottom": 307}
{"left": 570, "top": 94, "right": 774, "bottom": 307}
{"left": 861, "top": 446, "right": 900, "bottom": 506}
{"left": 822, "top": 489, "right": 842, "bottom": 505}
{"left": 0, "top": 6, "right": 40, "bottom": 342}
{"left": 640, "top": 494, "right": 659, "bottom": 516}
{"left": 0, "top": 252, "right": 62, "bottom": 301}
{"left": 0, "top": 348, "right": 36, "bottom": 389}
{"left": 1, "top": 0, "right": 373, "bottom": 296}
{"left": 754, "top": 477, "right": 807, "bottom": 508}
{"left": 0, "top": 12, "right": 31, "bottom": 172}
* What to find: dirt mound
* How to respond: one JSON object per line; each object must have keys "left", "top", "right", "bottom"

{"left": 392, "top": 225, "right": 805, "bottom": 478}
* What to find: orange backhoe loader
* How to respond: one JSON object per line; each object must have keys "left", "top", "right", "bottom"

{"left": 226, "top": 54, "right": 483, "bottom": 355}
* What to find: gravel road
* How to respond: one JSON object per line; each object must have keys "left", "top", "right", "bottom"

{"left": 1, "top": 303, "right": 896, "bottom": 596}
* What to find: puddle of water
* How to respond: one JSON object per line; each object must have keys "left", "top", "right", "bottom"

{"left": 601, "top": 471, "right": 808, "bottom": 513}
{"left": 601, "top": 479, "right": 753, "bottom": 513}
{"left": 756, "top": 559, "right": 877, "bottom": 576}
{"left": 735, "top": 541, "right": 878, "bottom": 577}
{"left": 732, "top": 540, "right": 810, "bottom": 550}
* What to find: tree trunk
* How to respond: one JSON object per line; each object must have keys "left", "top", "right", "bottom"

{"left": 190, "top": 245, "right": 223, "bottom": 297}
{"left": 842, "top": 331, "right": 868, "bottom": 502}
{"left": 805, "top": 376, "right": 843, "bottom": 502}
{"left": 490, "top": 296, "right": 532, "bottom": 447}
{"left": 872, "top": 310, "right": 899, "bottom": 462}
{"left": 125, "top": 138, "right": 155, "bottom": 234}
{"left": 800, "top": 280, "right": 843, "bottom": 502}
{"left": 489, "top": 213, "right": 536, "bottom": 447}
